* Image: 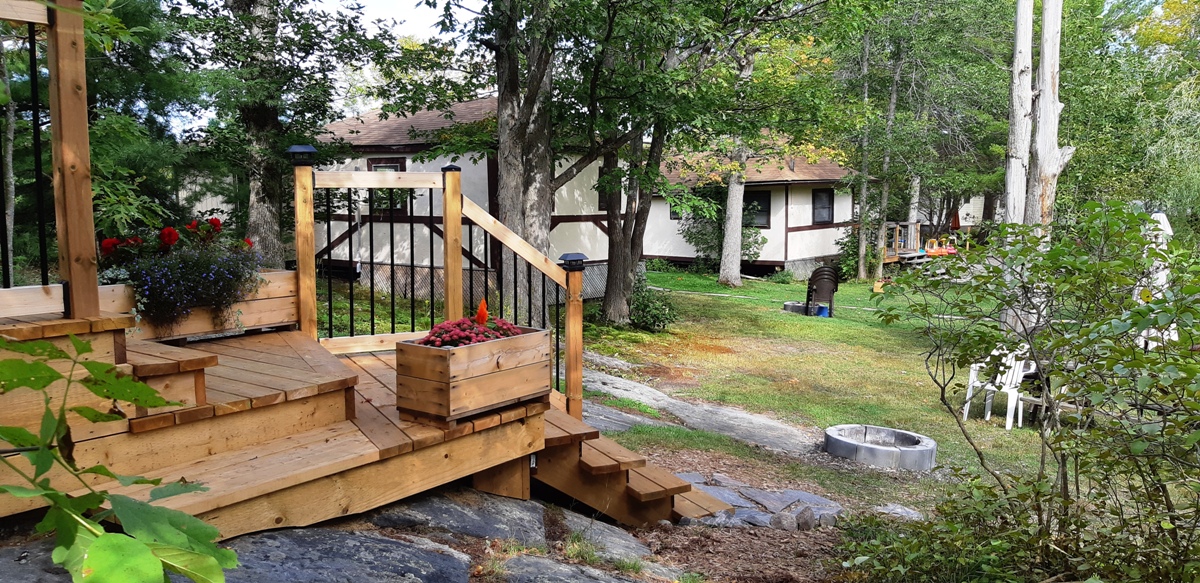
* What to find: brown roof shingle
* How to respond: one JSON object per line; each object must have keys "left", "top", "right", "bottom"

{"left": 325, "top": 96, "right": 497, "bottom": 148}
{"left": 664, "top": 155, "right": 849, "bottom": 186}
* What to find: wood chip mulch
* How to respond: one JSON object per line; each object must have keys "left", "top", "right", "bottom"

{"left": 639, "top": 524, "right": 843, "bottom": 583}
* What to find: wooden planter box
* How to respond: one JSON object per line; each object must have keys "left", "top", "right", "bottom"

{"left": 395, "top": 327, "right": 552, "bottom": 427}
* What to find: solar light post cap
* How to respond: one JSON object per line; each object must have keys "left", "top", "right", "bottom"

{"left": 559, "top": 253, "right": 588, "bottom": 272}
{"left": 287, "top": 145, "right": 318, "bottom": 166}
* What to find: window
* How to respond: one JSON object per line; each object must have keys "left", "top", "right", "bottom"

{"left": 746, "top": 191, "right": 771, "bottom": 228}
{"left": 367, "top": 157, "right": 406, "bottom": 172}
{"left": 669, "top": 203, "right": 682, "bottom": 221}
{"left": 812, "top": 188, "right": 834, "bottom": 224}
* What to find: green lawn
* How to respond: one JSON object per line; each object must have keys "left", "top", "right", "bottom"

{"left": 591, "top": 272, "right": 1043, "bottom": 508}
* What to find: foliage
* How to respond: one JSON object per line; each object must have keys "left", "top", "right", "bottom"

{"left": 678, "top": 187, "right": 766, "bottom": 263}
{"left": 628, "top": 278, "right": 678, "bottom": 332}
{"left": 765, "top": 270, "right": 797, "bottom": 284}
{"left": 0, "top": 335, "right": 236, "bottom": 582}
{"left": 417, "top": 303, "right": 523, "bottom": 347}
{"left": 874, "top": 201, "right": 1200, "bottom": 581}
{"left": 102, "top": 217, "right": 261, "bottom": 335}
{"left": 835, "top": 224, "right": 878, "bottom": 281}
{"left": 643, "top": 258, "right": 677, "bottom": 273}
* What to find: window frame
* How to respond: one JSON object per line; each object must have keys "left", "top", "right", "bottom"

{"left": 367, "top": 157, "right": 407, "bottom": 172}
{"left": 745, "top": 190, "right": 772, "bottom": 229}
{"left": 812, "top": 188, "right": 835, "bottom": 225}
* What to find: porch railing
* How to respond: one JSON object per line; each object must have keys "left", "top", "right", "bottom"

{"left": 293, "top": 164, "right": 585, "bottom": 419}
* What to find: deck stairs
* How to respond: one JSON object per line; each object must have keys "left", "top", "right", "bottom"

{"left": 535, "top": 408, "right": 733, "bottom": 526}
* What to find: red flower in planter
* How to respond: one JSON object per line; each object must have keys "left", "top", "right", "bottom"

{"left": 159, "top": 226, "right": 180, "bottom": 247}
{"left": 207, "top": 217, "right": 222, "bottom": 233}
{"left": 475, "top": 300, "right": 488, "bottom": 325}
{"left": 243, "top": 238, "right": 254, "bottom": 249}
{"left": 100, "top": 238, "right": 120, "bottom": 256}
{"left": 185, "top": 220, "right": 199, "bottom": 232}
{"left": 124, "top": 236, "right": 144, "bottom": 247}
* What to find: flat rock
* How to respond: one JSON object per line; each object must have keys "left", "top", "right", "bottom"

{"left": 692, "top": 484, "right": 755, "bottom": 508}
{"left": 741, "top": 488, "right": 808, "bottom": 513}
{"left": 784, "top": 491, "right": 842, "bottom": 512}
{"left": 0, "top": 538, "right": 67, "bottom": 582}
{"left": 209, "top": 529, "right": 469, "bottom": 583}
{"left": 698, "top": 513, "right": 750, "bottom": 528}
{"left": 732, "top": 508, "right": 773, "bottom": 527}
{"left": 709, "top": 473, "right": 748, "bottom": 488}
{"left": 795, "top": 507, "right": 817, "bottom": 531}
{"left": 583, "top": 370, "right": 814, "bottom": 456}
{"left": 505, "top": 554, "right": 634, "bottom": 582}
{"left": 583, "top": 351, "right": 636, "bottom": 371}
{"left": 583, "top": 402, "right": 670, "bottom": 433}
{"left": 769, "top": 512, "right": 798, "bottom": 531}
{"left": 675, "top": 472, "right": 706, "bottom": 484}
{"left": 561, "top": 509, "right": 650, "bottom": 562}
{"left": 874, "top": 503, "right": 925, "bottom": 521}
{"left": 372, "top": 488, "right": 546, "bottom": 546}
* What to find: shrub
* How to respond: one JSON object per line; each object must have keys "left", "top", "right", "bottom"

{"left": 643, "top": 258, "right": 676, "bottom": 272}
{"left": 677, "top": 186, "right": 766, "bottom": 265}
{"left": 766, "top": 269, "right": 796, "bottom": 284}
{"left": 629, "top": 278, "right": 678, "bottom": 332}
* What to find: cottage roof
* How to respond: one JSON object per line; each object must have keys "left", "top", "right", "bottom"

{"left": 664, "top": 155, "right": 850, "bottom": 186}
{"left": 325, "top": 97, "right": 498, "bottom": 148}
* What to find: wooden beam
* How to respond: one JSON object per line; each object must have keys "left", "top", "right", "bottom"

{"left": 47, "top": 0, "right": 99, "bottom": 318}
{"left": 0, "top": 0, "right": 49, "bottom": 24}
{"left": 566, "top": 269, "right": 584, "bottom": 420}
{"left": 0, "top": 285, "right": 62, "bottom": 318}
{"left": 460, "top": 196, "right": 567, "bottom": 287}
{"left": 294, "top": 166, "right": 318, "bottom": 339}
{"left": 319, "top": 331, "right": 425, "bottom": 355}
{"left": 442, "top": 167, "right": 463, "bottom": 321}
{"left": 313, "top": 171, "right": 442, "bottom": 190}
{"left": 473, "top": 456, "right": 530, "bottom": 500}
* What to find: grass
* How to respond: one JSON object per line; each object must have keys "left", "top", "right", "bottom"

{"left": 316, "top": 280, "right": 439, "bottom": 338}
{"left": 678, "top": 573, "right": 707, "bottom": 583}
{"left": 563, "top": 531, "right": 601, "bottom": 565}
{"left": 583, "top": 390, "right": 662, "bottom": 418}
{"left": 590, "top": 272, "right": 1044, "bottom": 505}
{"left": 612, "top": 558, "right": 644, "bottom": 574}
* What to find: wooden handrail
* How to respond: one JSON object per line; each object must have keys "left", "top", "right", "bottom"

{"left": 460, "top": 196, "right": 568, "bottom": 288}
{"left": 0, "top": 0, "right": 49, "bottom": 24}
{"left": 314, "top": 171, "right": 442, "bottom": 189}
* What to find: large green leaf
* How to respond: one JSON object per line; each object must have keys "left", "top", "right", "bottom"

{"left": 0, "top": 338, "right": 70, "bottom": 360}
{"left": 69, "top": 406, "right": 126, "bottom": 424}
{"left": 149, "top": 479, "right": 209, "bottom": 502}
{"left": 109, "top": 495, "right": 238, "bottom": 569}
{"left": 0, "top": 359, "right": 63, "bottom": 393}
{"left": 0, "top": 484, "right": 53, "bottom": 498}
{"left": 67, "top": 335, "right": 93, "bottom": 357}
{"left": 80, "top": 465, "right": 161, "bottom": 487}
{"left": 147, "top": 543, "right": 227, "bottom": 583}
{"left": 0, "top": 426, "right": 39, "bottom": 448}
{"left": 78, "top": 533, "right": 165, "bottom": 583}
{"left": 79, "top": 362, "right": 173, "bottom": 408}
{"left": 53, "top": 522, "right": 97, "bottom": 580}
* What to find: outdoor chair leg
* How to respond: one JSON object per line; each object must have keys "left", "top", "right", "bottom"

{"left": 963, "top": 386, "right": 974, "bottom": 421}
{"left": 983, "top": 390, "right": 995, "bottom": 420}
{"left": 1005, "top": 391, "right": 1019, "bottom": 431}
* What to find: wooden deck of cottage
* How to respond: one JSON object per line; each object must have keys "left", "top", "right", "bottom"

{"left": 0, "top": 0, "right": 730, "bottom": 541}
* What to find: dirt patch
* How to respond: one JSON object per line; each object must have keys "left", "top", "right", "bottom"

{"left": 636, "top": 362, "right": 700, "bottom": 389}
{"left": 638, "top": 449, "right": 852, "bottom": 508}
{"left": 639, "top": 525, "right": 841, "bottom": 583}
{"left": 542, "top": 505, "right": 570, "bottom": 544}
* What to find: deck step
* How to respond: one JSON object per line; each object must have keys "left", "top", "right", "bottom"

{"left": 126, "top": 340, "right": 219, "bottom": 377}
{"left": 626, "top": 466, "right": 691, "bottom": 502}
{"left": 673, "top": 489, "right": 735, "bottom": 520}
{"left": 89, "top": 421, "right": 380, "bottom": 517}
{"left": 544, "top": 409, "right": 600, "bottom": 446}
{"left": 580, "top": 436, "right": 646, "bottom": 475}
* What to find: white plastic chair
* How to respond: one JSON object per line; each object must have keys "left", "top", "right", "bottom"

{"left": 963, "top": 350, "right": 1034, "bottom": 430}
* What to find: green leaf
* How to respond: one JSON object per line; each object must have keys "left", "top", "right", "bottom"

{"left": 0, "top": 338, "right": 70, "bottom": 360}
{"left": 147, "top": 543, "right": 227, "bottom": 583}
{"left": 78, "top": 533, "right": 165, "bottom": 583}
{"left": 67, "top": 335, "right": 92, "bottom": 357}
{"left": 79, "top": 362, "right": 172, "bottom": 408}
{"left": 80, "top": 466, "right": 161, "bottom": 487}
{"left": 0, "top": 484, "right": 52, "bottom": 498}
{"left": 69, "top": 406, "right": 126, "bottom": 423}
{"left": 54, "top": 522, "right": 97, "bottom": 578}
{"left": 0, "top": 359, "right": 64, "bottom": 393}
{"left": 0, "top": 426, "right": 39, "bottom": 448}
{"left": 1184, "top": 429, "right": 1200, "bottom": 448}
{"left": 109, "top": 495, "right": 238, "bottom": 569}
{"left": 1161, "top": 519, "right": 1175, "bottom": 529}
{"left": 1130, "top": 441, "right": 1149, "bottom": 455}
{"left": 149, "top": 480, "right": 209, "bottom": 502}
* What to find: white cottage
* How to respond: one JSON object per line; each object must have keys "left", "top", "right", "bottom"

{"left": 323, "top": 97, "right": 854, "bottom": 279}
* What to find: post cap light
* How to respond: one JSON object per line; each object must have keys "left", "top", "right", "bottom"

{"left": 441, "top": 164, "right": 462, "bottom": 172}
{"left": 287, "top": 144, "right": 318, "bottom": 167}
{"left": 559, "top": 253, "right": 587, "bottom": 271}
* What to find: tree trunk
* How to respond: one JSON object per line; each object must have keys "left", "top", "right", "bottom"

{"left": 600, "top": 150, "right": 628, "bottom": 323}
{"left": 1031, "top": 0, "right": 1075, "bottom": 226}
{"left": 907, "top": 176, "right": 921, "bottom": 224}
{"left": 1005, "top": 0, "right": 1034, "bottom": 224}
{"left": 856, "top": 31, "right": 870, "bottom": 281}
{"left": 873, "top": 52, "right": 902, "bottom": 280}
{"left": 718, "top": 143, "right": 749, "bottom": 287}
{"left": 1, "top": 37, "right": 14, "bottom": 280}
{"left": 602, "top": 122, "right": 666, "bottom": 324}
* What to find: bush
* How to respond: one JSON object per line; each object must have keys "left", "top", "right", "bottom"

{"left": 766, "top": 269, "right": 796, "bottom": 284}
{"left": 643, "top": 258, "right": 676, "bottom": 272}
{"left": 629, "top": 278, "right": 678, "bottom": 331}
{"left": 677, "top": 186, "right": 766, "bottom": 265}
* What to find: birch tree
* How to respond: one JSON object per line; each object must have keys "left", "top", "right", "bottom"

{"left": 1029, "top": 0, "right": 1075, "bottom": 226}
{"left": 1005, "top": 0, "right": 1034, "bottom": 223}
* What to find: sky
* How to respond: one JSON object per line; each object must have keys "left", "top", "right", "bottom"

{"left": 318, "top": 0, "right": 458, "bottom": 39}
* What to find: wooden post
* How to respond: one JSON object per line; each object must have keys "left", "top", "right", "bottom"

{"left": 565, "top": 266, "right": 584, "bottom": 420}
{"left": 293, "top": 162, "right": 317, "bottom": 339}
{"left": 472, "top": 456, "right": 531, "bottom": 500}
{"left": 442, "top": 166, "right": 463, "bottom": 321}
{"left": 47, "top": 0, "right": 99, "bottom": 318}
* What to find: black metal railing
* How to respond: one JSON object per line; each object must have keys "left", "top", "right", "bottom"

{"left": 1, "top": 23, "right": 53, "bottom": 289}
{"left": 314, "top": 186, "right": 567, "bottom": 390}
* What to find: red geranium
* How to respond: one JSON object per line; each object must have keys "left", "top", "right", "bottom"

{"left": 123, "top": 236, "right": 144, "bottom": 247}
{"left": 100, "top": 238, "right": 120, "bottom": 256}
{"left": 207, "top": 217, "right": 222, "bottom": 233}
{"left": 185, "top": 220, "right": 199, "bottom": 232}
{"left": 243, "top": 238, "right": 254, "bottom": 248}
{"left": 159, "top": 227, "right": 180, "bottom": 247}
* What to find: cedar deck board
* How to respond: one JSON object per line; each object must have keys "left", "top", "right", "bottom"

{"left": 674, "top": 490, "right": 735, "bottom": 517}
{"left": 626, "top": 466, "right": 691, "bottom": 502}
{"left": 544, "top": 409, "right": 599, "bottom": 445}
{"left": 580, "top": 437, "right": 646, "bottom": 475}
{"left": 127, "top": 340, "right": 218, "bottom": 372}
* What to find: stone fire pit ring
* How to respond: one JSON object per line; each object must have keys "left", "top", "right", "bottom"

{"left": 824, "top": 424, "right": 937, "bottom": 471}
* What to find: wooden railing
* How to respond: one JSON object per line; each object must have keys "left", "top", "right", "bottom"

{"left": 293, "top": 165, "right": 586, "bottom": 419}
